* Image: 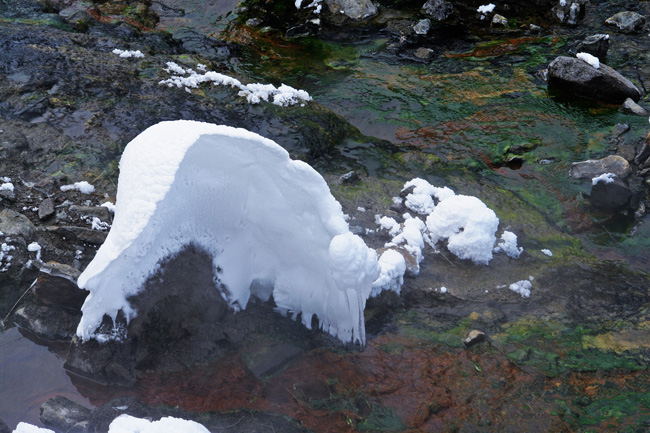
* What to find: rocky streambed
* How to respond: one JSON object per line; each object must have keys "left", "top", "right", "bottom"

{"left": 1, "top": 0, "right": 650, "bottom": 431}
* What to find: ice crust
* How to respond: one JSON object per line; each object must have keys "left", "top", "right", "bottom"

{"left": 76, "top": 120, "right": 379, "bottom": 345}
{"left": 108, "top": 415, "right": 210, "bottom": 433}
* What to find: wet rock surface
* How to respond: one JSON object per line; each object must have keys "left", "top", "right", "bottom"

{"left": 40, "top": 396, "right": 92, "bottom": 433}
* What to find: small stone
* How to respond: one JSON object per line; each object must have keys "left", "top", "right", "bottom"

{"left": 422, "top": 0, "right": 453, "bottom": 21}
{"left": 492, "top": 14, "right": 507, "bottom": 26}
{"left": 40, "top": 396, "right": 92, "bottom": 432}
{"left": 246, "top": 17, "right": 262, "bottom": 27}
{"left": 0, "top": 209, "right": 36, "bottom": 241}
{"left": 69, "top": 204, "right": 113, "bottom": 222}
{"left": 414, "top": 47, "right": 434, "bottom": 60}
{"left": 635, "top": 136, "right": 650, "bottom": 165}
{"left": 34, "top": 271, "right": 88, "bottom": 312}
{"left": 463, "top": 329, "right": 486, "bottom": 347}
{"left": 569, "top": 155, "right": 631, "bottom": 180}
{"left": 340, "top": 170, "right": 360, "bottom": 184}
{"left": 413, "top": 18, "right": 431, "bottom": 35}
{"left": 590, "top": 177, "right": 632, "bottom": 210}
{"left": 529, "top": 24, "right": 541, "bottom": 31}
{"left": 605, "top": 11, "right": 646, "bottom": 33}
{"left": 57, "top": 226, "right": 108, "bottom": 244}
{"left": 39, "top": 197, "right": 56, "bottom": 220}
{"left": 0, "top": 190, "right": 14, "bottom": 201}
{"left": 620, "top": 98, "right": 648, "bottom": 116}
{"left": 323, "top": 0, "right": 377, "bottom": 21}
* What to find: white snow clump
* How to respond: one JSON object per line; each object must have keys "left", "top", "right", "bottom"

{"left": 592, "top": 172, "right": 615, "bottom": 185}
{"left": 1, "top": 242, "right": 15, "bottom": 272}
{"left": 0, "top": 181, "right": 14, "bottom": 192}
{"left": 576, "top": 52, "right": 600, "bottom": 69}
{"left": 112, "top": 49, "right": 145, "bottom": 58}
{"left": 108, "top": 415, "right": 210, "bottom": 433}
{"left": 493, "top": 230, "right": 524, "bottom": 258}
{"left": 60, "top": 181, "right": 95, "bottom": 194}
{"left": 12, "top": 423, "right": 54, "bottom": 433}
{"left": 159, "top": 62, "right": 312, "bottom": 107}
{"left": 27, "top": 242, "right": 42, "bottom": 261}
{"left": 76, "top": 120, "right": 379, "bottom": 345}
{"left": 477, "top": 3, "right": 495, "bottom": 18}
{"left": 509, "top": 279, "right": 532, "bottom": 298}
{"left": 541, "top": 249, "right": 553, "bottom": 257}
{"left": 371, "top": 249, "right": 406, "bottom": 297}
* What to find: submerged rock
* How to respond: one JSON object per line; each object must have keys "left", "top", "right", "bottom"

{"left": 548, "top": 56, "right": 642, "bottom": 104}
{"left": 569, "top": 155, "right": 631, "bottom": 180}
{"left": 422, "top": 0, "right": 453, "bottom": 21}
{"left": 605, "top": 11, "right": 646, "bottom": 33}
{"left": 40, "top": 396, "right": 92, "bottom": 433}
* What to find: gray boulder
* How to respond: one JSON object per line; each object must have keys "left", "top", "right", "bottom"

{"left": 323, "top": 0, "right": 377, "bottom": 21}
{"left": 422, "top": 0, "right": 453, "bottom": 21}
{"left": 576, "top": 34, "right": 609, "bottom": 61}
{"left": 548, "top": 56, "right": 642, "bottom": 104}
{"left": 413, "top": 18, "right": 431, "bottom": 35}
{"left": 40, "top": 396, "right": 92, "bottom": 433}
{"left": 569, "top": 155, "right": 631, "bottom": 180}
{"left": 0, "top": 209, "right": 36, "bottom": 241}
{"left": 590, "top": 176, "right": 632, "bottom": 210}
{"left": 620, "top": 98, "right": 648, "bottom": 116}
{"left": 605, "top": 11, "right": 646, "bottom": 33}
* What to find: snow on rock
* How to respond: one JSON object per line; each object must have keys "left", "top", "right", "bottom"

{"left": 371, "top": 249, "right": 406, "bottom": 297}
{"left": 12, "top": 423, "right": 55, "bottom": 433}
{"left": 108, "top": 415, "right": 210, "bottom": 433}
{"left": 1, "top": 242, "right": 15, "bottom": 272}
{"left": 592, "top": 172, "right": 616, "bottom": 185}
{"left": 493, "top": 230, "right": 523, "bottom": 258}
{"left": 477, "top": 3, "right": 495, "bottom": 18}
{"left": 509, "top": 279, "right": 532, "bottom": 298}
{"left": 159, "top": 62, "right": 312, "bottom": 107}
{"left": 541, "top": 249, "right": 553, "bottom": 256}
{"left": 76, "top": 120, "right": 379, "bottom": 345}
{"left": 112, "top": 49, "right": 145, "bottom": 58}
{"left": 402, "top": 178, "right": 455, "bottom": 215}
{"left": 101, "top": 201, "right": 116, "bottom": 213}
{"left": 27, "top": 241, "right": 42, "bottom": 261}
{"left": 388, "top": 215, "right": 426, "bottom": 266}
{"left": 0, "top": 181, "right": 14, "bottom": 192}
{"left": 60, "top": 181, "right": 95, "bottom": 194}
{"left": 426, "top": 195, "right": 499, "bottom": 265}
{"left": 576, "top": 52, "right": 600, "bottom": 69}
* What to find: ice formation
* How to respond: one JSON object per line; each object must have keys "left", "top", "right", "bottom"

{"left": 159, "top": 62, "right": 312, "bottom": 107}
{"left": 76, "top": 120, "right": 379, "bottom": 345}
{"left": 576, "top": 52, "right": 600, "bottom": 69}
{"left": 108, "top": 415, "right": 210, "bottom": 433}
{"left": 60, "top": 181, "right": 95, "bottom": 194}
{"left": 27, "top": 242, "right": 42, "bottom": 261}
{"left": 12, "top": 423, "right": 54, "bottom": 433}
{"left": 592, "top": 172, "right": 615, "bottom": 185}
{"left": 509, "top": 280, "right": 532, "bottom": 298}
{"left": 0, "top": 181, "right": 13, "bottom": 192}
{"left": 371, "top": 249, "right": 406, "bottom": 297}
{"left": 493, "top": 231, "right": 524, "bottom": 258}
{"left": 112, "top": 49, "right": 145, "bottom": 58}
{"left": 541, "top": 249, "right": 553, "bottom": 257}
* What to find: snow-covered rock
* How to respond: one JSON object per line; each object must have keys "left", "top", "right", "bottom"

{"left": 76, "top": 120, "right": 379, "bottom": 345}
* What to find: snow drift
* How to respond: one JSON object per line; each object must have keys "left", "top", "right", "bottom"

{"left": 77, "top": 120, "right": 379, "bottom": 345}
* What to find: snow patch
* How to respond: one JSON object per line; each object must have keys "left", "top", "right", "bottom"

{"left": 76, "top": 121, "right": 378, "bottom": 345}
{"left": 27, "top": 242, "right": 42, "bottom": 261}
{"left": 592, "top": 172, "right": 615, "bottom": 185}
{"left": 576, "top": 52, "right": 600, "bottom": 69}
{"left": 371, "top": 249, "right": 406, "bottom": 297}
{"left": 541, "top": 249, "right": 553, "bottom": 257}
{"left": 108, "top": 414, "right": 210, "bottom": 433}
{"left": 509, "top": 280, "right": 532, "bottom": 298}
{"left": 0, "top": 182, "right": 14, "bottom": 192}
{"left": 493, "top": 231, "right": 523, "bottom": 259}
{"left": 112, "top": 49, "right": 144, "bottom": 58}
{"left": 12, "top": 423, "right": 55, "bottom": 433}
{"left": 60, "top": 181, "right": 95, "bottom": 194}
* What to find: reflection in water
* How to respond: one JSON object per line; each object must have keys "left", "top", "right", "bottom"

{"left": 0, "top": 327, "right": 92, "bottom": 429}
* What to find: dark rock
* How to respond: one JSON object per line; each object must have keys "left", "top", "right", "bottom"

{"left": 576, "top": 34, "right": 609, "bottom": 61}
{"left": 414, "top": 47, "right": 435, "bottom": 61}
{"left": 422, "top": 0, "right": 453, "bottom": 21}
{"left": 323, "top": 0, "right": 377, "bottom": 22}
{"left": 0, "top": 209, "right": 36, "bottom": 241}
{"left": 620, "top": 98, "right": 648, "bottom": 116}
{"left": 243, "top": 343, "right": 303, "bottom": 379}
{"left": 548, "top": 56, "right": 642, "bottom": 104}
{"left": 569, "top": 155, "right": 631, "bottom": 180}
{"left": 552, "top": 0, "right": 585, "bottom": 25}
{"left": 340, "top": 170, "right": 360, "bottom": 184}
{"left": 0, "top": 189, "right": 14, "bottom": 201}
{"left": 87, "top": 397, "right": 152, "bottom": 433}
{"left": 590, "top": 176, "right": 632, "bottom": 210}
{"left": 39, "top": 197, "right": 56, "bottom": 220}
{"left": 0, "top": 418, "right": 9, "bottom": 433}
{"left": 40, "top": 396, "right": 92, "bottom": 432}
{"left": 13, "top": 302, "right": 81, "bottom": 341}
{"left": 34, "top": 271, "right": 88, "bottom": 311}
{"left": 636, "top": 136, "right": 650, "bottom": 166}
{"left": 492, "top": 14, "right": 508, "bottom": 27}
{"left": 58, "top": 226, "right": 108, "bottom": 245}
{"left": 69, "top": 205, "right": 113, "bottom": 223}
{"left": 463, "top": 329, "right": 486, "bottom": 347}
{"left": 605, "top": 11, "right": 646, "bottom": 33}
{"left": 616, "top": 144, "right": 636, "bottom": 163}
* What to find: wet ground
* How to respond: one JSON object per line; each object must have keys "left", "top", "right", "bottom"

{"left": 1, "top": 0, "right": 650, "bottom": 431}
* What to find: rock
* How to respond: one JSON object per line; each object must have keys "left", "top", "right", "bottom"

{"left": 33, "top": 271, "right": 88, "bottom": 311}
{"left": 492, "top": 14, "right": 507, "bottom": 26}
{"left": 0, "top": 189, "right": 14, "bottom": 201}
{"left": 422, "top": 0, "right": 453, "bottom": 21}
{"left": 576, "top": 34, "right": 609, "bottom": 61}
{"left": 340, "top": 170, "right": 360, "bottom": 184}
{"left": 621, "top": 98, "right": 648, "bottom": 116}
{"left": 68, "top": 205, "right": 113, "bottom": 223}
{"left": 323, "top": 0, "right": 377, "bottom": 21}
{"left": 463, "top": 329, "right": 486, "bottom": 347}
{"left": 413, "top": 18, "right": 431, "bottom": 35}
{"left": 569, "top": 155, "right": 631, "bottom": 180}
{"left": 636, "top": 136, "right": 650, "bottom": 165}
{"left": 38, "top": 197, "right": 56, "bottom": 220}
{"left": 414, "top": 47, "right": 435, "bottom": 60}
{"left": 635, "top": 202, "right": 646, "bottom": 219}
{"left": 0, "top": 419, "right": 9, "bottom": 433}
{"left": 243, "top": 343, "right": 303, "bottom": 379}
{"left": 378, "top": 246, "right": 419, "bottom": 276}
{"left": 590, "top": 176, "right": 632, "bottom": 210}
{"left": 552, "top": 0, "right": 585, "bottom": 25}
{"left": 55, "top": 226, "right": 108, "bottom": 245}
{"left": 605, "top": 11, "right": 646, "bottom": 33}
{"left": 0, "top": 209, "right": 36, "bottom": 241}
{"left": 40, "top": 396, "right": 92, "bottom": 432}
{"left": 548, "top": 56, "right": 642, "bottom": 104}
{"left": 13, "top": 302, "right": 81, "bottom": 341}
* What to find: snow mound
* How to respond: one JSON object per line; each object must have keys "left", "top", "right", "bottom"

{"left": 108, "top": 415, "right": 209, "bottom": 433}
{"left": 60, "top": 181, "right": 95, "bottom": 194}
{"left": 371, "top": 249, "right": 406, "bottom": 297}
{"left": 77, "top": 120, "right": 379, "bottom": 345}
{"left": 112, "top": 49, "right": 144, "bottom": 58}
{"left": 426, "top": 195, "right": 499, "bottom": 265}
{"left": 592, "top": 172, "right": 615, "bottom": 185}
{"left": 493, "top": 230, "right": 523, "bottom": 258}
{"left": 13, "top": 423, "right": 54, "bottom": 433}
{"left": 576, "top": 52, "right": 600, "bottom": 69}
{"left": 509, "top": 280, "right": 532, "bottom": 297}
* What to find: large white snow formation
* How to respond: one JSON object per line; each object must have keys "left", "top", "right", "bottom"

{"left": 77, "top": 120, "right": 379, "bottom": 345}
